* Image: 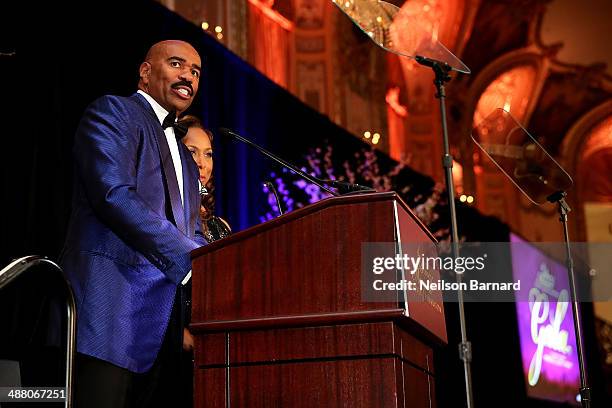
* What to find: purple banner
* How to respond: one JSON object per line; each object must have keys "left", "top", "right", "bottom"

{"left": 511, "top": 234, "right": 580, "bottom": 405}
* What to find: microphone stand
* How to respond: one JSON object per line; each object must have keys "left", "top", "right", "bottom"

{"left": 321, "top": 179, "right": 376, "bottom": 194}
{"left": 219, "top": 128, "right": 339, "bottom": 196}
{"left": 219, "top": 128, "right": 376, "bottom": 196}
{"left": 264, "top": 181, "right": 284, "bottom": 215}
{"left": 415, "top": 55, "right": 475, "bottom": 408}
{"left": 547, "top": 191, "right": 591, "bottom": 408}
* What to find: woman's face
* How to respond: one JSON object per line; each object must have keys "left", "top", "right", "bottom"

{"left": 183, "top": 127, "right": 213, "bottom": 185}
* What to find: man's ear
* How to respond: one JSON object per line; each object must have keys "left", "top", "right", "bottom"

{"left": 139, "top": 62, "right": 151, "bottom": 84}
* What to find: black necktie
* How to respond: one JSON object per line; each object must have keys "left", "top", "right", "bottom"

{"left": 162, "top": 111, "right": 188, "bottom": 140}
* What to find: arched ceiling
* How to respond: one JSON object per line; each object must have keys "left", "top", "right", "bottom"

{"left": 541, "top": 0, "right": 612, "bottom": 75}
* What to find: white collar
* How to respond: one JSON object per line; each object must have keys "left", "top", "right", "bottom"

{"left": 137, "top": 90, "right": 170, "bottom": 125}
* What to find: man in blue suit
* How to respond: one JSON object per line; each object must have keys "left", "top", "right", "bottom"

{"left": 60, "top": 40, "right": 206, "bottom": 407}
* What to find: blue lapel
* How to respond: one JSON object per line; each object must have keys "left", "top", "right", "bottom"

{"left": 131, "top": 93, "right": 187, "bottom": 235}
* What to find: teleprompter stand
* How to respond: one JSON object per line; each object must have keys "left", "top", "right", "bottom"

{"left": 415, "top": 55, "right": 475, "bottom": 408}
{"left": 547, "top": 191, "right": 591, "bottom": 408}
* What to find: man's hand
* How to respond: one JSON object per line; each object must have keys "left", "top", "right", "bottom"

{"left": 183, "top": 328, "right": 194, "bottom": 352}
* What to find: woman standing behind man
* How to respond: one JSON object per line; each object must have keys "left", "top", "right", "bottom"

{"left": 179, "top": 115, "right": 232, "bottom": 243}
{"left": 177, "top": 115, "right": 231, "bottom": 406}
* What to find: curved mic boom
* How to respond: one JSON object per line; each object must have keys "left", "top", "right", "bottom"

{"left": 264, "top": 181, "right": 284, "bottom": 216}
{"left": 218, "top": 127, "right": 340, "bottom": 196}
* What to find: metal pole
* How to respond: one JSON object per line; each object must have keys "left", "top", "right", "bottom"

{"left": 65, "top": 286, "right": 76, "bottom": 408}
{"left": 436, "top": 76, "right": 475, "bottom": 408}
{"left": 0, "top": 256, "right": 76, "bottom": 408}
{"left": 552, "top": 193, "right": 591, "bottom": 407}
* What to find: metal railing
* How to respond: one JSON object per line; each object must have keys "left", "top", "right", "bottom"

{"left": 0, "top": 255, "right": 76, "bottom": 408}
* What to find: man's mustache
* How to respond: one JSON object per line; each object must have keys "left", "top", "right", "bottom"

{"left": 171, "top": 80, "right": 193, "bottom": 96}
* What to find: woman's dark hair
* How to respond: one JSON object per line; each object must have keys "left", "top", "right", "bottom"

{"left": 178, "top": 115, "right": 215, "bottom": 222}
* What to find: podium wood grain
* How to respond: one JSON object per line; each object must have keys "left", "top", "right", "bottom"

{"left": 190, "top": 192, "right": 445, "bottom": 407}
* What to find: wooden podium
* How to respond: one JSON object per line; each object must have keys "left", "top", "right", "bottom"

{"left": 190, "top": 192, "right": 447, "bottom": 407}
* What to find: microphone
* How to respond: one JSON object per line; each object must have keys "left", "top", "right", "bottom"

{"left": 198, "top": 180, "right": 209, "bottom": 196}
{"left": 263, "top": 181, "right": 284, "bottom": 215}
{"left": 218, "top": 127, "right": 343, "bottom": 196}
{"left": 321, "top": 179, "right": 376, "bottom": 194}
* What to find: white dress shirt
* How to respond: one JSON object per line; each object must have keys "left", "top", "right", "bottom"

{"left": 137, "top": 90, "right": 184, "bottom": 205}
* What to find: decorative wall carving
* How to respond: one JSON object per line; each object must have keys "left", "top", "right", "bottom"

{"left": 295, "top": 0, "right": 325, "bottom": 29}
{"left": 296, "top": 61, "right": 327, "bottom": 111}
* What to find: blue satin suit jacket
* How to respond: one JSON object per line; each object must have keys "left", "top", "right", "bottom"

{"left": 60, "top": 93, "right": 206, "bottom": 373}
